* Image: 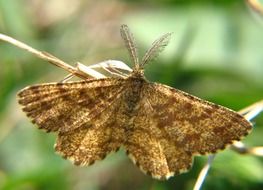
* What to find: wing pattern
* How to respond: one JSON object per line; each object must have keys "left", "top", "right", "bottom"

{"left": 18, "top": 78, "right": 125, "bottom": 132}
{"left": 18, "top": 78, "right": 128, "bottom": 165}
{"left": 124, "top": 82, "right": 252, "bottom": 179}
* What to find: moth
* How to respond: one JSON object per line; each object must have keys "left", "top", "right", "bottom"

{"left": 18, "top": 24, "right": 252, "bottom": 180}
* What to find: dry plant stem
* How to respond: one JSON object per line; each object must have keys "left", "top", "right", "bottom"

{"left": 247, "top": 147, "right": 263, "bottom": 156}
{"left": 0, "top": 33, "right": 134, "bottom": 79}
{"left": 193, "top": 99, "right": 263, "bottom": 190}
{"left": 88, "top": 60, "right": 132, "bottom": 72}
{"left": 230, "top": 100, "right": 263, "bottom": 156}
{"left": 100, "top": 64, "right": 128, "bottom": 78}
{"left": 247, "top": 0, "right": 263, "bottom": 15}
{"left": 0, "top": 33, "right": 89, "bottom": 79}
{"left": 231, "top": 141, "right": 263, "bottom": 156}
{"left": 238, "top": 99, "right": 263, "bottom": 118}
{"left": 76, "top": 62, "right": 106, "bottom": 79}
{"left": 107, "top": 66, "right": 129, "bottom": 77}
{"left": 193, "top": 155, "right": 215, "bottom": 190}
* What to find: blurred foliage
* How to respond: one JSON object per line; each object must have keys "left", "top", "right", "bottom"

{"left": 0, "top": 0, "right": 263, "bottom": 190}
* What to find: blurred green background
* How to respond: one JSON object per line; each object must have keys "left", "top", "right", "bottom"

{"left": 0, "top": 0, "right": 263, "bottom": 190}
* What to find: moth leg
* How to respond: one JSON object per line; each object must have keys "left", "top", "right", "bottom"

{"left": 100, "top": 64, "right": 128, "bottom": 78}
{"left": 89, "top": 60, "right": 132, "bottom": 72}
{"left": 90, "top": 60, "right": 132, "bottom": 78}
{"left": 76, "top": 60, "right": 132, "bottom": 79}
{"left": 60, "top": 73, "right": 75, "bottom": 83}
{"left": 59, "top": 62, "right": 106, "bottom": 82}
{"left": 76, "top": 62, "right": 106, "bottom": 79}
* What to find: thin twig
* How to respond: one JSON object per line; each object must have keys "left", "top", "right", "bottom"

{"left": 193, "top": 155, "right": 215, "bottom": 190}
{"left": 0, "top": 33, "right": 133, "bottom": 80}
{"left": 246, "top": 0, "right": 263, "bottom": 15}
{"left": 238, "top": 99, "right": 263, "bottom": 118}
{"left": 231, "top": 141, "right": 263, "bottom": 156}
{"left": 0, "top": 33, "right": 90, "bottom": 79}
{"left": 76, "top": 62, "right": 106, "bottom": 79}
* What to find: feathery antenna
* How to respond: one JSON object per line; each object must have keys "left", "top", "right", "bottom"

{"left": 120, "top": 25, "right": 140, "bottom": 70}
{"left": 141, "top": 32, "right": 172, "bottom": 66}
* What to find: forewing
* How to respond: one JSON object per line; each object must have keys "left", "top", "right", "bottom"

{"left": 146, "top": 82, "right": 252, "bottom": 155}
{"left": 18, "top": 78, "right": 126, "bottom": 133}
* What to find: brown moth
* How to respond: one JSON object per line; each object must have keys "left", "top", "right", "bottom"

{"left": 17, "top": 24, "right": 252, "bottom": 180}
